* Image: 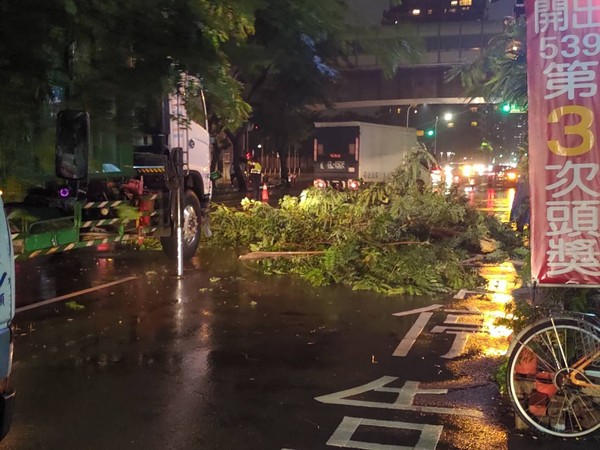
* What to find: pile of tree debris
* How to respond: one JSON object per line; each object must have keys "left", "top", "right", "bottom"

{"left": 206, "top": 164, "right": 524, "bottom": 296}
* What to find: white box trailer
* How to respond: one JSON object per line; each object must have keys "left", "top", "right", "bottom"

{"left": 313, "top": 121, "right": 418, "bottom": 187}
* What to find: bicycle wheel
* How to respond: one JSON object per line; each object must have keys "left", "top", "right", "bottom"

{"left": 507, "top": 318, "right": 600, "bottom": 438}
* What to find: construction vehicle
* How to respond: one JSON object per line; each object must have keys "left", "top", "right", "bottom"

{"left": 6, "top": 74, "right": 212, "bottom": 271}
{"left": 312, "top": 121, "right": 418, "bottom": 189}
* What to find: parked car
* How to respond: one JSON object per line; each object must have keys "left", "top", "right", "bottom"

{"left": 444, "top": 163, "right": 483, "bottom": 189}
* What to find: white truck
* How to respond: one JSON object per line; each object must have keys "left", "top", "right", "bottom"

{"left": 313, "top": 121, "right": 418, "bottom": 188}
{"left": 0, "top": 196, "right": 15, "bottom": 440}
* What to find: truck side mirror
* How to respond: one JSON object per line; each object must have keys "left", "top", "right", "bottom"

{"left": 55, "top": 110, "right": 90, "bottom": 180}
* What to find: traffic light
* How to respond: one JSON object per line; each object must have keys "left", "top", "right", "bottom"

{"left": 501, "top": 103, "right": 511, "bottom": 113}
{"left": 426, "top": 129, "right": 435, "bottom": 137}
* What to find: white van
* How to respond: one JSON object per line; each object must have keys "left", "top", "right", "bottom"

{"left": 0, "top": 195, "right": 15, "bottom": 439}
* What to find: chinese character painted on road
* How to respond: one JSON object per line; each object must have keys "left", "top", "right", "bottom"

{"left": 326, "top": 416, "right": 443, "bottom": 450}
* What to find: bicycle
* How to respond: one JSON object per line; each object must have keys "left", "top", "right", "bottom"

{"left": 506, "top": 311, "right": 600, "bottom": 437}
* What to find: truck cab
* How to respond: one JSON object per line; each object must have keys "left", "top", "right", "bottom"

{"left": 0, "top": 196, "right": 15, "bottom": 440}
{"left": 12, "top": 73, "right": 212, "bottom": 265}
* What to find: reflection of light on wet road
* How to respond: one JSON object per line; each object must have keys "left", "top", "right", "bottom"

{"left": 480, "top": 262, "right": 520, "bottom": 299}
{"left": 482, "top": 311, "right": 513, "bottom": 338}
{"left": 95, "top": 257, "right": 114, "bottom": 276}
{"left": 474, "top": 188, "right": 516, "bottom": 223}
{"left": 490, "top": 292, "right": 513, "bottom": 304}
{"left": 477, "top": 262, "right": 520, "bottom": 356}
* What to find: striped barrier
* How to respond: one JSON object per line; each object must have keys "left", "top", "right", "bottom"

{"left": 13, "top": 194, "right": 163, "bottom": 259}
{"left": 83, "top": 200, "right": 124, "bottom": 209}
{"left": 82, "top": 195, "right": 158, "bottom": 211}
{"left": 81, "top": 218, "right": 129, "bottom": 228}
{"left": 136, "top": 167, "right": 165, "bottom": 174}
{"left": 15, "top": 227, "right": 158, "bottom": 260}
{"left": 15, "top": 234, "right": 137, "bottom": 260}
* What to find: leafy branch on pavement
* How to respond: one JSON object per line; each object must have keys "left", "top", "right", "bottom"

{"left": 206, "top": 159, "right": 524, "bottom": 296}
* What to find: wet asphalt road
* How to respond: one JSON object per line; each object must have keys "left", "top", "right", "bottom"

{"left": 3, "top": 188, "right": 600, "bottom": 449}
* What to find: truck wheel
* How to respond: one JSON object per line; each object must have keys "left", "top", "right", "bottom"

{"left": 161, "top": 190, "right": 202, "bottom": 260}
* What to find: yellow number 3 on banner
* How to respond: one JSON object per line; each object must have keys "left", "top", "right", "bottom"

{"left": 548, "top": 105, "right": 595, "bottom": 156}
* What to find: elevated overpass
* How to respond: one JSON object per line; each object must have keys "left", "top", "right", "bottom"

{"left": 322, "top": 18, "right": 505, "bottom": 111}
{"left": 314, "top": 5, "right": 525, "bottom": 163}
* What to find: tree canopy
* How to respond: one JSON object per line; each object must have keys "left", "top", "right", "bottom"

{"left": 0, "top": 0, "right": 256, "bottom": 180}
{"left": 0, "top": 0, "right": 420, "bottom": 186}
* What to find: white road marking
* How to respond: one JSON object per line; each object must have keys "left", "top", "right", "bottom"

{"left": 315, "top": 376, "right": 484, "bottom": 418}
{"left": 430, "top": 325, "right": 480, "bottom": 333}
{"left": 327, "top": 416, "right": 443, "bottom": 450}
{"left": 452, "top": 289, "right": 486, "bottom": 299}
{"left": 392, "top": 304, "right": 443, "bottom": 317}
{"left": 444, "top": 314, "right": 459, "bottom": 324}
{"left": 443, "top": 308, "right": 482, "bottom": 314}
{"left": 16, "top": 276, "right": 138, "bottom": 313}
{"left": 439, "top": 331, "right": 470, "bottom": 359}
{"left": 393, "top": 312, "right": 433, "bottom": 357}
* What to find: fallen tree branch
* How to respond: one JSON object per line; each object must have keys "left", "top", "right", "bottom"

{"left": 239, "top": 251, "right": 325, "bottom": 261}
{"left": 384, "top": 241, "right": 429, "bottom": 246}
{"left": 430, "top": 227, "right": 462, "bottom": 239}
{"left": 460, "top": 254, "right": 485, "bottom": 265}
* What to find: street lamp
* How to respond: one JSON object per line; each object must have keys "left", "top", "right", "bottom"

{"left": 406, "top": 105, "right": 417, "bottom": 127}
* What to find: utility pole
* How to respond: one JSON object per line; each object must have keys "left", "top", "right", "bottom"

{"left": 405, "top": 105, "right": 412, "bottom": 127}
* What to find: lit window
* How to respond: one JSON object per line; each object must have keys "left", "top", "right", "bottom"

{"left": 451, "top": 0, "right": 458, "bottom": 5}
{"left": 471, "top": 121, "right": 478, "bottom": 127}
{"left": 411, "top": 9, "right": 421, "bottom": 15}
{"left": 459, "top": 0, "right": 472, "bottom": 5}
{"left": 447, "top": 122, "right": 455, "bottom": 128}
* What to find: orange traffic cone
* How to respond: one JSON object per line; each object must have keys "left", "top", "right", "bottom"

{"left": 261, "top": 182, "right": 269, "bottom": 202}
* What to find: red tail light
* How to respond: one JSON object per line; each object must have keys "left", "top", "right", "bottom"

{"left": 313, "top": 179, "right": 327, "bottom": 189}
{"left": 348, "top": 179, "right": 360, "bottom": 190}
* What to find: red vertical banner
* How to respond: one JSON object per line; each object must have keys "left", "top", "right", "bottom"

{"left": 527, "top": 0, "right": 600, "bottom": 285}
